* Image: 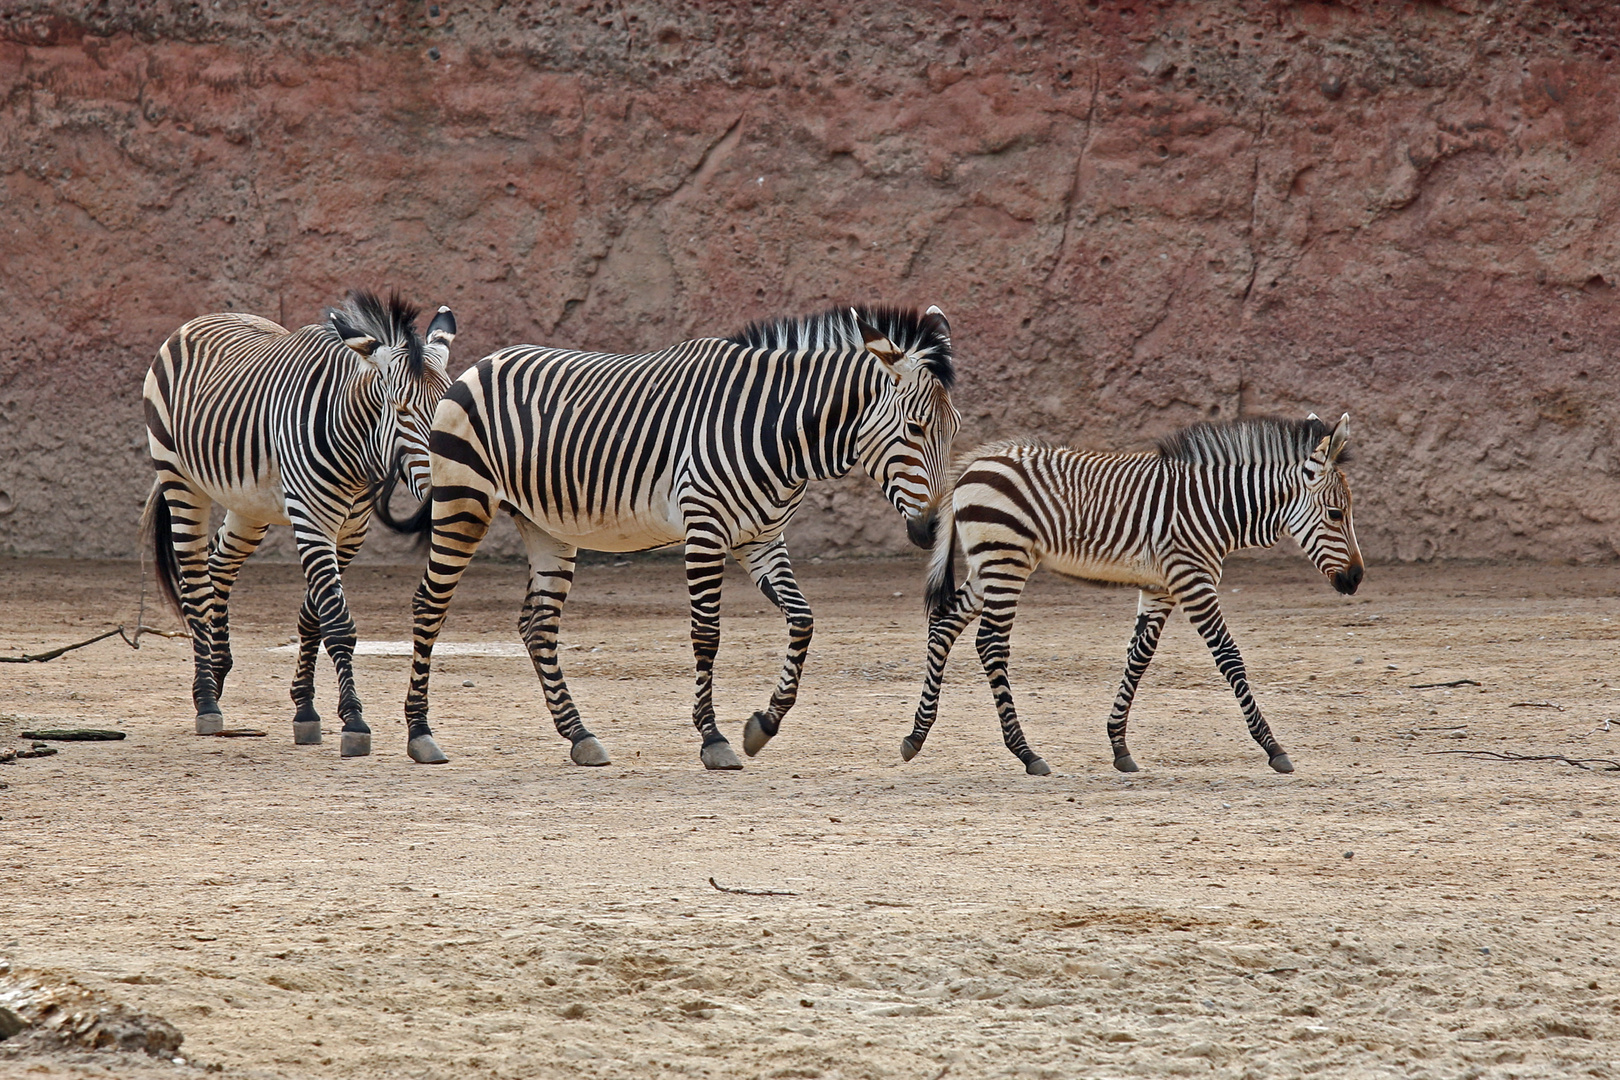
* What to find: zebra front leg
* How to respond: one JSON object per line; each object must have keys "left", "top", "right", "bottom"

{"left": 1106, "top": 590, "right": 1176, "bottom": 773}
{"left": 903, "top": 578, "right": 984, "bottom": 763}
{"left": 204, "top": 511, "right": 269, "bottom": 704}
{"left": 291, "top": 524, "right": 370, "bottom": 758}
{"left": 973, "top": 560, "right": 1050, "bottom": 775}
{"left": 403, "top": 488, "right": 495, "bottom": 764}
{"left": 1180, "top": 579, "right": 1293, "bottom": 774}
{"left": 735, "top": 537, "right": 811, "bottom": 758}
{"left": 685, "top": 535, "right": 741, "bottom": 771}
{"left": 512, "top": 518, "right": 607, "bottom": 766}
{"left": 289, "top": 512, "right": 369, "bottom": 745}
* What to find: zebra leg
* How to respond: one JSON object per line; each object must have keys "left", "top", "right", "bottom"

{"left": 1106, "top": 590, "right": 1176, "bottom": 773}
{"left": 973, "top": 560, "right": 1050, "bottom": 775}
{"left": 903, "top": 577, "right": 985, "bottom": 762}
{"left": 289, "top": 510, "right": 369, "bottom": 745}
{"left": 204, "top": 511, "right": 269, "bottom": 706}
{"left": 403, "top": 490, "right": 495, "bottom": 764}
{"left": 161, "top": 481, "right": 225, "bottom": 733}
{"left": 1180, "top": 579, "right": 1293, "bottom": 774}
{"left": 685, "top": 535, "right": 741, "bottom": 771}
{"left": 734, "top": 537, "right": 811, "bottom": 758}
{"left": 290, "top": 523, "right": 371, "bottom": 758}
{"left": 512, "top": 517, "right": 607, "bottom": 767}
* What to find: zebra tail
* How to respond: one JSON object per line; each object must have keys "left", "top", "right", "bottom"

{"left": 372, "top": 454, "right": 433, "bottom": 541}
{"left": 923, "top": 495, "right": 957, "bottom": 621}
{"left": 142, "top": 481, "right": 185, "bottom": 623}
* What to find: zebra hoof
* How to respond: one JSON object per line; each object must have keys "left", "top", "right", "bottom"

{"left": 292, "top": 720, "right": 322, "bottom": 745}
{"left": 742, "top": 713, "right": 773, "bottom": 757}
{"left": 408, "top": 734, "right": 449, "bottom": 764}
{"left": 340, "top": 731, "right": 372, "bottom": 758}
{"left": 195, "top": 713, "right": 224, "bottom": 735}
{"left": 900, "top": 737, "right": 921, "bottom": 762}
{"left": 1025, "top": 757, "right": 1052, "bottom": 776}
{"left": 700, "top": 741, "right": 743, "bottom": 771}
{"left": 1113, "top": 754, "right": 1140, "bottom": 773}
{"left": 1269, "top": 753, "right": 1295, "bottom": 774}
{"left": 570, "top": 736, "right": 611, "bottom": 767}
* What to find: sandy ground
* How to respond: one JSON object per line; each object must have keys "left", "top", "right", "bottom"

{"left": 2, "top": 552, "right": 1619, "bottom": 1080}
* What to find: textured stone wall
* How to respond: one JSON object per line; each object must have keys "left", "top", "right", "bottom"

{"left": 2, "top": 0, "right": 1618, "bottom": 563}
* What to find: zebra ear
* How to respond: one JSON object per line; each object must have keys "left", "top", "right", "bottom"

{"left": 923, "top": 304, "right": 950, "bottom": 339}
{"left": 853, "top": 310, "right": 902, "bottom": 379}
{"left": 330, "top": 312, "right": 379, "bottom": 359}
{"left": 426, "top": 305, "right": 456, "bottom": 346}
{"left": 1327, "top": 413, "right": 1350, "bottom": 463}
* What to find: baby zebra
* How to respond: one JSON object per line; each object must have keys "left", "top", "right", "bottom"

{"left": 904, "top": 414, "right": 1362, "bottom": 775}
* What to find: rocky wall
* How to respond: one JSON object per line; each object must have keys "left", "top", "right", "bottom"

{"left": 1, "top": 0, "right": 1618, "bottom": 564}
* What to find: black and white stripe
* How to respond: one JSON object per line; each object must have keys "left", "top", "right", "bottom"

{"left": 383, "top": 305, "right": 959, "bottom": 768}
{"left": 143, "top": 291, "right": 455, "bottom": 755}
{"left": 904, "top": 414, "right": 1363, "bottom": 775}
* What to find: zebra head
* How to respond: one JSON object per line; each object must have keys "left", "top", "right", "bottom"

{"left": 1286, "top": 413, "right": 1363, "bottom": 596}
{"left": 851, "top": 305, "right": 960, "bottom": 549}
{"left": 329, "top": 292, "right": 456, "bottom": 501}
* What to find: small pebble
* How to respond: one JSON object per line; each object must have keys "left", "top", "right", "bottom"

{"left": 1343, "top": 851, "right": 1354, "bottom": 859}
{"left": 1353, "top": 657, "right": 1365, "bottom": 664}
{"left": 1221, "top": 802, "right": 1231, "bottom": 809}
{"left": 1481, "top": 947, "right": 1491, "bottom": 955}
{"left": 462, "top": 680, "right": 475, "bottom": 687}
{"left": 1572, "top": 809, "right": 1584, "bottom": 818}
{"left": 1386, "top": 664, "right": 1398, "bottom": 670}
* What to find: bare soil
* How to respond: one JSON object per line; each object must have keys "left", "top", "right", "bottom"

{"left": 2, "top": 554, "right": 1618, "bottom": 1080}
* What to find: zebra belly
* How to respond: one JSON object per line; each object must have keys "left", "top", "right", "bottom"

{"left": 513, "top": 502, "right": 687, "bottom": 554}
{"left": 187, "top": 475, "right": 292, "bottom": 527}
{"left": 1041, "top": 550, "right": 1164, "bottom": 591}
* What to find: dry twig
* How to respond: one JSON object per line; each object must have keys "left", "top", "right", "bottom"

{"left": 708, "top": 877, "right": 796, "bottom": 897}
{"left": 1410, "top": 679, "right": 1481, "bottom": 689}
{"left": 1509, "top": 701, "right": 1564, "bottom": 711}
{"left": 1426, "top": 749, "right": 1620, "bottom": 771}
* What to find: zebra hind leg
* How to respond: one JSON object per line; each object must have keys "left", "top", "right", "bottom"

{"left": 512, "top": 519, "right": 607, "bottom": 767}
{"left": 972, "top": 560, "right": 1049, "bottom": 775}
{"left": 903, "top": 578, "right": 984, "bottom": 763}
{"left": 1106, "top": 591, "right": 1176, "bottom": 773}
{"left": 290, "top": 598, "right": 324, "bottom": 744}
{"left": 734, "top": 538, "right": 811, "bottom": 758}
{"left": 205, "top": 511, "right": 269, "bottom": 715}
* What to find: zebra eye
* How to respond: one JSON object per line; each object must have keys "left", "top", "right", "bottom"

{"left": 906, "top": 420, "right": 926, "bottom": 439}
{"left": 1326, "top": 507, "right": 1344, "bottom": 522}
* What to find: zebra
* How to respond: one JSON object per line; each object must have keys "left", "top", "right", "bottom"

{"left": 380, "top": 305, "right": 959, "bottom": 769}
{"left": 903, "top": 414, "right": 1362, "bottom": 776}
{"left": 142, "top": 291, "right": 457, "bottom": 757}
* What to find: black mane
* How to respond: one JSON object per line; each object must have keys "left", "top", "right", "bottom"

{"left": 327, "top": 290, "right": 426, "bottom": 377}
{"left": 1155, "top": 416, "right": 1351, "bottom": 465}
{"left": 726, "top": 304, "right": 954, "bottom": 389}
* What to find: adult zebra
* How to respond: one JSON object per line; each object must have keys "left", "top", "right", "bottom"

{"left": 143, "top": 291, "right": 457, "bottom": 756}
{"left": 904, "top": 414, "right": 1362, "bottom": 775}
{"left": 382, "top": 305, "right": 958, "bottom": 769}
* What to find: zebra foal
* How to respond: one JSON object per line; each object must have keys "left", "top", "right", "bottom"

{"left": 382, "top": 305, "right": 958, "bottom": 769}
{"left": 905, "top": 414, "right": 1363, "bottom": 775}
{"left": 143, "top": 292, "right": 456, "bottom": 755}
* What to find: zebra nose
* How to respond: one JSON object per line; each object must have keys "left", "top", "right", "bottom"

{"left": 906, "top": 509, "right": 937, "bottom": 550}
{"left": 1333, "top": 563, "right": 1363, "bottom": 595}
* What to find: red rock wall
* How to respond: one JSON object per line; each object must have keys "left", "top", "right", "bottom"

{"left": 2, "top": 0, "right": 1618, "bottom": 563}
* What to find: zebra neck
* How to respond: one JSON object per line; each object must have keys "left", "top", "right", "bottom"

{"left": 1173, "top": 461, "right": 1295, "bottom": 555}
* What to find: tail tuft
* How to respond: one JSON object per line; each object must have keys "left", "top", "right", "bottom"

{"left": 142, "top": 481, "right": 184, "bottom": 623}
{"left": 373, "top": 453, "right": 433, "bottom": 542}
{"left": 923, "top": 496, "right": 957, "bottom": 621}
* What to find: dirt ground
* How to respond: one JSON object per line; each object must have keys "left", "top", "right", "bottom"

{"left": 2, "top": 552, "right": 1619, "bottom": 1080}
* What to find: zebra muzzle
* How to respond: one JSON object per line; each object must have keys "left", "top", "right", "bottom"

{"left": 906, "top": 508, "right": 937, "bottom": 550}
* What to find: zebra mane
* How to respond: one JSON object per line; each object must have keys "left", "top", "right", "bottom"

{"left": 1155, "top": 416, "right": 1352, "bottom": 466}
{"left": 326, "top": 290, "right": 426, "bottom": 377}
{"left": 725, "top": 305, "right": 955, "bottom": 389}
